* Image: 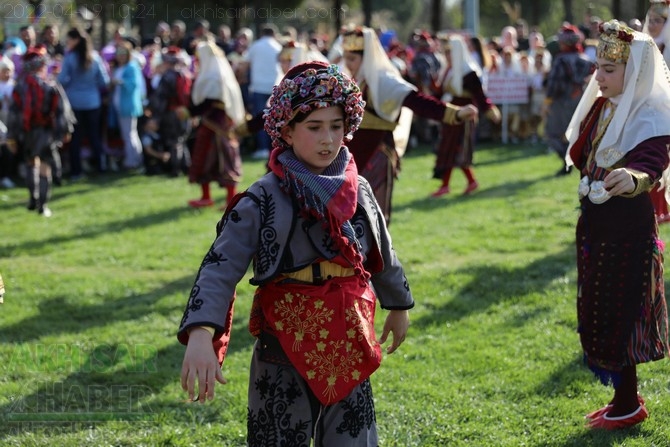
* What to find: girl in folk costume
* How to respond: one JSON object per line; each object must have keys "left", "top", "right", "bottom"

{"left": 431, "top": 34, "right": 501, "bottom": 197}
{"left": 565, "top": 20, "right": 670, "bottom": 430}
{"left": 340, "top": 26, "right": 478, "bottom": 224}
{"left": 6, "top": 47, "right": 75, "bottom": 217}
{"left": 642, "top": 0, "right": 670, "bottom": 222}
{"left": 187, "top": 41, "right": 245, "bottom": 209}
{"left": 179, "top": 61, "right": 413, "bottom": 446}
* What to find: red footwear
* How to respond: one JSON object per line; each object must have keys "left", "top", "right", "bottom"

{"left": 188, "top": 198, "right": 215, "bottom": 208}
{"left": 586, "top": 405, "right": 648, "bottom": 430}
{"left": 585, "top": 395, "right": 646, "bottom": 420}
{"left": 463, "top": 181, "right": 479, "bottom": 195}
{"left": 430, "top": 185, "right": 450, "bottom": 198}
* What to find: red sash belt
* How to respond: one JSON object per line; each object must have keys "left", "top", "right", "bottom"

{"left": 251, "top": 276, "right": 381, "bottom": 405}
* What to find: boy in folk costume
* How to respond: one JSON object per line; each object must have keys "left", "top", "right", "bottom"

{"left": 340, "top": 26, "right": 478, "bottom": 224}
{"left": 179, "top": 61, "right": 412, "bottom": 446}
{"left": 565, "top": 20, "right": 670, "bottom": 429}
{"left": 148, "top": 46, "right": 192, "bottom": 177}
{"left": 431, "top": 34, "right": 501, "bottom": 197}
{"left": 6, "top": 47, "right": 74, "bottom": 217}
{"left": 642, "top": 0, "right": 670, "bottom": 222}
{"left": 187, "top": 41, "right": 245, "bottom": 209}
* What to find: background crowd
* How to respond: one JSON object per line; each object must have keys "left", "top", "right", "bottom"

{"left": 0, "top": 9, "right": 664, "bottom": 219}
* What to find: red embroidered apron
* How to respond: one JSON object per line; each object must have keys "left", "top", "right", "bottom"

{"left": 250, "top": 276, "right": 381, "bottom": 405}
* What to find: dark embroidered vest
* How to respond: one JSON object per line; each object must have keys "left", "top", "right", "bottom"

{"left": 244, "top": 173, "right": 385, "bottom": 285}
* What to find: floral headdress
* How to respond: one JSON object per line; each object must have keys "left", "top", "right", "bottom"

{"left": 263, "top": 61, "right": 365, "bottom": 151}
{"left": 597, "top": 20, "right": 635, "bottom": 63}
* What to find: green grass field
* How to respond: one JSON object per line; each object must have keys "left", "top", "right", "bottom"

{"left": 1, "top": 141, "right": 669, "bottom": 446}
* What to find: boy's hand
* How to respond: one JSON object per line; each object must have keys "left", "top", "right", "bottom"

{"left": 379, "top": 309, "right": 409, "bottom": 354}
{"left": 180, "top": 328, "right": 227, "bottom": 403}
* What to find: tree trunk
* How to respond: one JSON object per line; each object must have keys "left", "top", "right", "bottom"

{"left": 334, "top": 0, "right": 343, "bottom": 34}
{"left": 363, "top": 0, "right": 372, "bottom": 27}
{"left": 563, "top": 0, "right": 573, "bottom": 23}
{"left": 636, "top": 0, "right": 647, "bottom": 21}
{"left": 431, "top": 0, "right": 441, "bottom": 33}
{"left": 612, "top": 0, "right": 621, "bottom": 20}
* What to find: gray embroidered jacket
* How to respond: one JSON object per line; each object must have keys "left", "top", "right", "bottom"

{"left": 178, "top": 173, "right": 414, "bottom": 339}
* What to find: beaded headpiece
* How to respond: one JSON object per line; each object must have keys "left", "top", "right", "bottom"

{"left": 597, "top": 20, "right": 635, "bottom": 63}
{"left": 342, "top": 29, "right": 364, "bottom": 52}
{"left": 264, "top": 61, "right": 365, "bottom": 150}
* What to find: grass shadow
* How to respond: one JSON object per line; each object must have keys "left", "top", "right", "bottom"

{"left": 394, "top": 174, "right": 557, "bottom": 215}
{"left": 0, "top": 276, "right": 193, "bottom": 343}
{"left": 412, "top": 247, "right": 574, "bottom": 328}
{"left": 0, "top": 205, "right": 197, "bottom": 258}
{"left": 0, "top": 341, "right": 186, "bottom": 439}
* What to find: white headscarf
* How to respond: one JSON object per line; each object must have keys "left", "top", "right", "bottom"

{"left": 291, "top": 42, "right": 328, "bottom": 66}
{"left": 440, "top": 34, "right": 482, "bottom": 96}
{"left": 354, "top": 27, "right": 416, "bottom": 122}
{"left": 191, "top": 40, "right": 245, "bottom": 125}
{"left": 642, "top": 1, "right": 670, "bottom": 64}
{"left": 565, "top": 25, "right": 670, "bottom": 171}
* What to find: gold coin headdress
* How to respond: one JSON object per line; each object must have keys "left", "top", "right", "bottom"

{"left": 597, "top": 20, "right": 635, "bottom": 63}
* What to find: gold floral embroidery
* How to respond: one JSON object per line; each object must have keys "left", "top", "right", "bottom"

{"left": 271, "top": 290, "right": 377, "bottom": 402}
{"left": 272, "top": 292, "right": 334, "bottom": 351}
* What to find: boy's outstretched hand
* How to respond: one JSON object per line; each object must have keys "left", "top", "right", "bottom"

{"left": 379, "top": 309, "right": 410, "bottom": 354}
{"left": 181, "top": 327, "right": 227, "bottom": 403}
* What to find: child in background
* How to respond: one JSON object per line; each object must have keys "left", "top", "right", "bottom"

{"left": 186, "top": 40, "right": 245, "bottom": 209}
{"left": 178, "top": 61, "right": 412, "bottom": 446}
{"left": 7, "top": 47, "right": 74, "bottom": 217}
{"left": 141, "top": 118, "right": 171, "bottom": 176}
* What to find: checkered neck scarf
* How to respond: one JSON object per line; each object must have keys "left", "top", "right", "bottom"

{"left": 269, "top": 146, "right": 368, "bottom": 279}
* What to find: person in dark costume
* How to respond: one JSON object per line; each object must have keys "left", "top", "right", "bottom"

{"left": 565, "top": 20, "right": 670, "bottom": 430}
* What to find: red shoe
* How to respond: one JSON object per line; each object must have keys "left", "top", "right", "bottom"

{"left": 586, "top": 405, "right": 648, "bottom": 430}
{"left": 430, "top": 185, "right": 450, "bottom": 198}
{"left": 463, "top": 181, "right": 479, "bottom": 195}
{"left": 188, "top": 198, "right": 215, "bottom": 208}
{"left": 585, "top": 395, "right": 646, "bottom": 420}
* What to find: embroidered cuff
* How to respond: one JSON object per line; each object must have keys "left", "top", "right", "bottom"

{"left": 234, "top": 121, "right": 250, "bottom": 137}
{"left": 485, "top": 106, "right": 500, "bottom": 122}
{"left": 620, "top": 169, "right": 654, "bottom": 197}
{"left": 442, "top": 103, "right": 461, "bottom": 125}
